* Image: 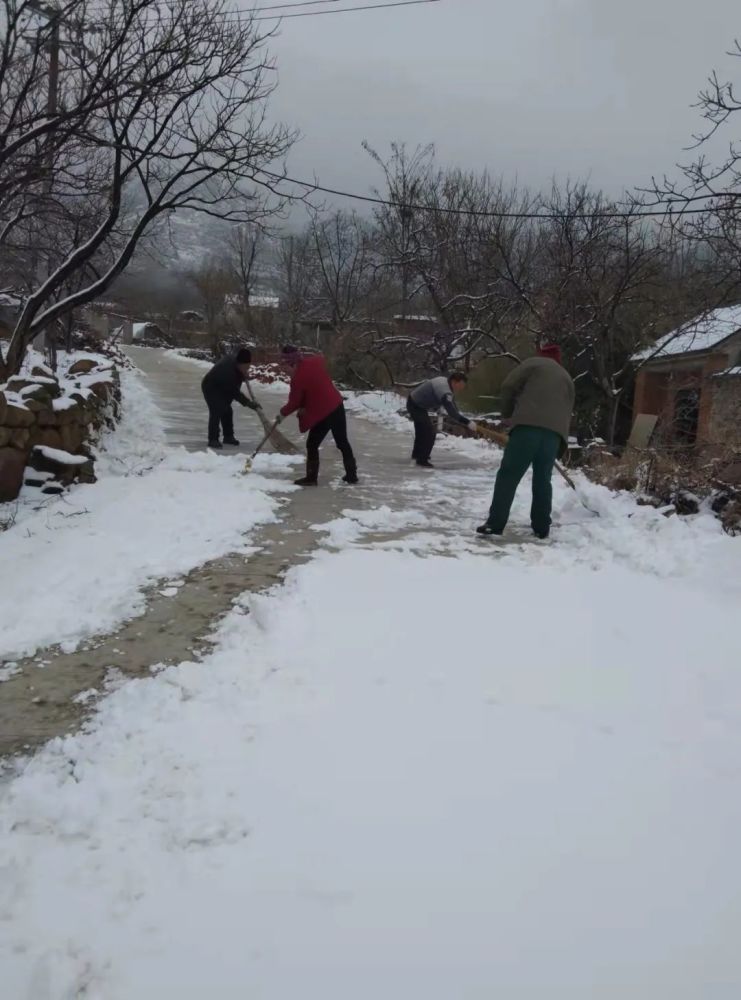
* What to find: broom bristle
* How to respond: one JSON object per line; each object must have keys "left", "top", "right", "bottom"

{"left": 248, "top": 384, "right": 299, "bottom": 455}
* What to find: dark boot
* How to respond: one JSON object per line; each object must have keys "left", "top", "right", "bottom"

{"left": 223, "top": 436, "right": 240, "bottom": 446}
{"left": 341, "top": 454, "right": 358, "bottom": 485}
{"left": 208, "top": 439, "right": 223, "bottom": 449}
{"left": 294, "top": 456, "right": 319, "bottom": 486}
{"left": 476, "top": 523, "right": 502, "bottom": 536}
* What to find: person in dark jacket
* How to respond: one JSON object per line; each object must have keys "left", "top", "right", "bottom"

{"left": 201, "top": 347, "right": 261, "bottom": 449}
{"left": 477, "top": 344, "right": 575, "bottom": 539}
{"left": 407, "top": 372, "right": 478, "bottom": 467}
{"left": 274, "top": 345, "right": 357, "bottom": 486}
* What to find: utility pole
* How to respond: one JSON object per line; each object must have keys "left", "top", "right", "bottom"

{"left": 28, "top": 2, "right": 62, "bottom": 365}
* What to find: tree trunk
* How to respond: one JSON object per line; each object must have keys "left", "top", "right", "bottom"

{"left": 4, "top": 317, "right": 32, "bottom": 376}
{"left": 607, "top": 390, "right": 623, "bottom": 448}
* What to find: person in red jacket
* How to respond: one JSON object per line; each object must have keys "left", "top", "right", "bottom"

{"left": 275, "top": 345, "right": 358, "bottom": 486}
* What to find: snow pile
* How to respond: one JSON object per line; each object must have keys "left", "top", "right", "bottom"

{"left": 0, "top": 369, "right": 287, "bottom": 661}
{"left": 312, "top": 505, "right": 432, "bottom": 547}
{"left": 33, "top": 445, "right": 89, "bottom": 466}
{"left": 2, "top": 546, "right": 741, "bottom": 997}
{"left": 344, "top": 389, "right": 409, "bottom": 431}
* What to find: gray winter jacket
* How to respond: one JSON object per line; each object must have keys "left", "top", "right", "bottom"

{"left": 409, "top": 376, "right": 471, "bottom": 427}
{"left": 499, "top": 357, "right": 575, "bottom": 449}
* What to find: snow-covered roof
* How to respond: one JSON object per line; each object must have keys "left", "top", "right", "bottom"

{"left": 633, "top": 305, "right": 741, "bottom": 362}
{"left": 393, "top": 314, "right": 437, "bottom": 323}
{"left": 713, "top": 365, "right": 741, "bottom": 378}
{"left": 250, "top": 294, "right": 279, "bottom": 309}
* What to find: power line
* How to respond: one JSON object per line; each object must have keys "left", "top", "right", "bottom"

{"left": 255, "top": 168, "right": 739, "bottom": 220}
{"left": 254, "top": 0, "right": 439, "bottom": 17}
{"left": 249, "top": 1, "right": 345, "bottom": 11}
{"left": 142, "top": 0, "right": 440, "bottom": 27}
{"left": 208, "top": 0, "right": 441, "bottom": 21}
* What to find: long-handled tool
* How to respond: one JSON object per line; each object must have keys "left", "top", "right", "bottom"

{"left": 475, "top": 425, "right": 600, "bottom": 518}
{"left": 242, "top": 418, "right": 282, "bottom": 474}
{"left": 245, "top": 381, "right": 298, "bottom": 456}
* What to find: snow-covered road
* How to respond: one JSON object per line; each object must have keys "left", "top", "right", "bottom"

{"left": 2, "top": 349, "right": 741, "bottom": 998}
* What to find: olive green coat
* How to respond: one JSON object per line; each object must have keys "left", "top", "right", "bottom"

{"left": 499, "top": 357, "right": 575, "bottom": 451}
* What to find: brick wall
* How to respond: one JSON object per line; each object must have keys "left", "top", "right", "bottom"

{"left": 708, "top": 378, "right": 741, "bottom": 448}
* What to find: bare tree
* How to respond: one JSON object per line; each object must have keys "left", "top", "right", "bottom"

{"left": 227, "top": 222, "right": 263, "bottom": 332}
{"left": 309, "top": 209, "right": 377, "bottom": 335}
{"left": 191, "top": 257, "right": 234, "bottom": 357}
{"left": 0, "top": 0, "right": 296, "bottom": 376}
{"left": 650, "top": 40, "right": 741, "bottom": 304}
{"left": 365, "top": 146, "right": 534, "bottom": 383}
{"left": 276, "top": 229, "right": 317, "bottom": 343}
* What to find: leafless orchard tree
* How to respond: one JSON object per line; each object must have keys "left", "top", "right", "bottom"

{"left": 276, "top": 229, "right": 317, "bottom": 343}
{"left": 227, "top": 221, "right": 262, "bottom": 331}
{"left": 650, "top": 40, "right": 741, "bottom": 303}
{"left": 190, "top": 257, "right": 235, "bottom": 357}
{"left": 363, "top": 145, "right": 538, "bottom": 382}
{"left": 0, "top": 0, "right": 296, "bottom": 377}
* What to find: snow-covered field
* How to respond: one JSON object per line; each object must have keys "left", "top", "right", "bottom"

{"left": 0, "top": 366, "right": 293, "bottom": 663}
{"left": 1, "top": 356, "right": 741, "bottom": 998}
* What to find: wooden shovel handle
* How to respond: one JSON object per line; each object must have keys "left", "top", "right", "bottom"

{"left": 476, "top": 426, "right": 576, "bottom": 491}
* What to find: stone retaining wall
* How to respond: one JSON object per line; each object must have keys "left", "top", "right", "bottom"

{"left": 0, "top": 358, "right": 121, "bottom": 502}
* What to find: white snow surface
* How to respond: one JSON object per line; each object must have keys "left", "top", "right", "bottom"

{"left": 33, "top": 445, "right": 89, "bottom": 466}
{"left": 0, "top": 369, "right": 289, "bottom": 661}
{"left": 2, "top": 538, "right": 741, "bottom": 998}
{"left": 2, "top": 356, "right": 741, "bottom": 998}
{"left": 633, "top": 303, "right": 741, "bottom": 360}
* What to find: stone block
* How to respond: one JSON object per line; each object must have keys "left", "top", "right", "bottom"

{"left": 29, "top": 445, "right": 94, "bottom": 485}
{"left": 0, "top": 390, "right": 6, "bottom": 424}
{"left": 60, "top": 423, "right": 85, "bottom": 453}
{"left": 68, "top": 358, "right": 97, "bottom": 375}
{"left": 36, "top": 428, "right": 64, "bottom": 451}
{"left": 4, "top": 403, "right": 35, "bottom": 428}
{"left": 36, "top": 408, "right": 61, "bottom": 428}
{"left": 9, "top": 427, "right": 30, "bottom": 450}
{"left": 6, "top": 375, "right": 60, "bottom": 400}
{"left": 0, "top": 447, "right": 25, "bottom": 501}
{"left": 88, "top": 380, "right": 112, "bottom": 402}
{"left": 0, "top": 427, "right": 10, "bottom": 448}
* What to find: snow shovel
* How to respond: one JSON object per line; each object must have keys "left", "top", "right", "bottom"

{"left": 242, "top": 418, "right": 283, "bottom": 474}
{"left": 245, "top": 381, "right": 298, "bottom": 456}
{"left": 474, "top": 425, "right": 601, "bottom": 518}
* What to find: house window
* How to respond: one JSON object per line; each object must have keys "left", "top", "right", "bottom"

{"left": 674, "top": 388, "right": 700, "bottom": 444}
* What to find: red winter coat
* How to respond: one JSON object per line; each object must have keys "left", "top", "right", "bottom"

{"left": 281, "top": 355, "right": 343, "bottom": 433}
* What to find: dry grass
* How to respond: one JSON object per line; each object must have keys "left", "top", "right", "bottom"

{"left": 583, "top": 444, "right": 741, "bottom": 534}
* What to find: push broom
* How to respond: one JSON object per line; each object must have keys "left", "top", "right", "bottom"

{"left": 241, "top": 381, "right": 299, "bottom": 474}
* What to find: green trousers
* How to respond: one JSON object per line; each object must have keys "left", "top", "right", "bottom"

{"left": 487, "top": 426, "right": 561, "bottom": 535}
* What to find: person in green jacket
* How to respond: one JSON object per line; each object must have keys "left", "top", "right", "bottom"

{"left": 477, "top": 344, "right": 575, "bottom": 539}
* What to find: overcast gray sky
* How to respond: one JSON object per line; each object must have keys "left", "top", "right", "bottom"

{"left": 267, "top": 0, "right": 740, "bottom": 207}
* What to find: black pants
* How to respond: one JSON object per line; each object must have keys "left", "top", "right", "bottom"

{"left": 407, "top": 397, "right": 435, "bottom": 462}
{"left": 307, "top": 404, "right": 356, "bottom": 475}
{"left": 203, "top": 390, "right": 234, "bottom": 442}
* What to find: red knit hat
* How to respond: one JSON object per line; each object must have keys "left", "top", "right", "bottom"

{"left": 538, "top": 343, "right": 562, "bottom": 365}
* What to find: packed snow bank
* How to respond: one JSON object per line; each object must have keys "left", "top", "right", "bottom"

{"left": 2, "top": 546, "right": 740, "bottom": 998}
{"left": 0, "top": 369, "right": 289, "bottom": 661}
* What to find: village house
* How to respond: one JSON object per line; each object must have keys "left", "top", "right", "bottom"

{"left": 632, "top": 305, "right": 741, "bottom": 451}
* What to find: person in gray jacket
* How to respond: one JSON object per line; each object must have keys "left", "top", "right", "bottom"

{"left": 407, "top": 372, "right": 478, "bottom": 467}
{"left": 477, "top": 344, "right": 575, "bottom": 539}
